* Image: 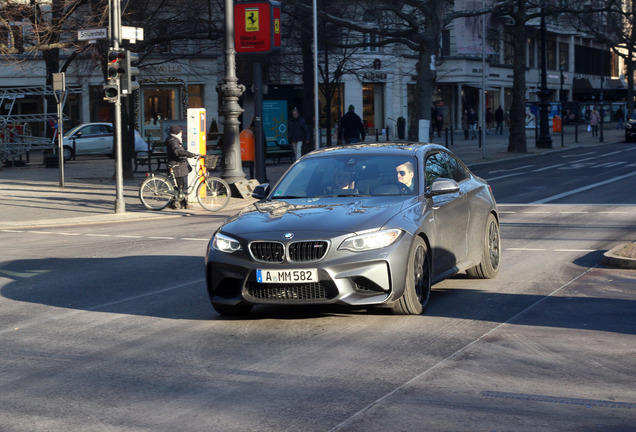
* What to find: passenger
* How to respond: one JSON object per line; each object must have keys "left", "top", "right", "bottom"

{"left": 396, "top": 161, "right": 415, "bottom": 191}
{"left": 334, "top": 170, "right": 355, "bottom": 190}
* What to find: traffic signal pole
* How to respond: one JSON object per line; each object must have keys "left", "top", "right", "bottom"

{"left": 110, "top": 0, "right": 126, "bottom": 213}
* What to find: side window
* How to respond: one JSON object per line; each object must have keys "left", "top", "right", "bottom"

{"left": 446, "top": 154, "right": 469, "bottom": 182}
{"left": 425, "top": 153, "right": 449, "bottom": 189}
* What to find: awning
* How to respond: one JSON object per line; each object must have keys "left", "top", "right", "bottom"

{"left": 605, "top": 79, "right": 625, "bottom": 90}
{"left": 573, "top": 78, "right": 593, "bottom": 91}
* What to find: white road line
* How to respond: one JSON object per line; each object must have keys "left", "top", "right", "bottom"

{"left": 558, "top": 211, "right": 588, "bottom": 214}
{"left": 148, "top": 236, "right": 176, "bottom": 240}
{"left": 486, "top": 172, "right": 526, "bottom": 181}
{"left": 532, "top": 171, "right": 636, "bottom": 204}
{"left": 506, "top": 248, "right": 546, "bottom": 251}
{"left": 562, "top": 151, "right": 596, "bottom": 158}
{"left": 85, "top": 234, "right": 111, "bottom": 237}
{"left": 1, "top": 230, "right": 25, "bottom": 233}
{"left": 328, "top": 266, "right": 599, "bottom": 432}
{"left": 523, "top": 211, "right": 552, "bottom": 214}
{"left": 182, "top": 238, "right": 208, "bottom": 242}
{"left": 598, "top": 211, "right": 629, "bottom": 214}
{"left": 532, "top": 163, "right": 565, "bottom": 172}
{"left": 554, "top": 249, "right": 596, "bottom": 252}
{"left": 114, "top": 235, "right": 143, "bottom": 239}
{"left": 29, "top": 231, "right": 54, "bottom": 234}
{"left": 57, "top": 232, "right": 81, "bottom": 236}
{"left": 567, "top": 156, "right": 597, "bottom": 164}
{"left": 488, "top": 165, "right": 535, "bottom": 174}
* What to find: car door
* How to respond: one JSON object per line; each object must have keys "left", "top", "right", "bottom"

{"left": 74, "top": 124, "right": 112, "bottom": 156}
{"left": 425, "top": 152, "right": 470, "bottom": 273}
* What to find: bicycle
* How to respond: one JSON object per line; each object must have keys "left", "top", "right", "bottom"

{"left": 139, "top": 154, "right": 231, "bottom": 212}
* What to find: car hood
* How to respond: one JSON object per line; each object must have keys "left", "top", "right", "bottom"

{"left": 221, "top": 197, "right": 415, "bottom": 237}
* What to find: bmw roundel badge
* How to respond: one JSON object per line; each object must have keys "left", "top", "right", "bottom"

{"left": 284, "top": 232, "right": 294, "bottom": 239}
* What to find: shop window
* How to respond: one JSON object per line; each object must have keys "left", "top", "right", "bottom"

{"left": 559, "top": 42, "right": 569, "bottom": 71}
{"left": 188, "top": 84, "right": 204, "bottom": 108}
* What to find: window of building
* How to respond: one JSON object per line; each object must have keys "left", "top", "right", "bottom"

{"left": 503, "top": 31, "right": 514, "bottom": 66}
{"left": 559, "top": 42, "right": 569, "bottom": 71}
{"left": 363, "top": 10, "right": 380, "bottom": 53}
{"left": 527, "top": 37, "right": 536, "bottom": 68}
{"left": 547, "top": 39, "right": 557, "bottom": 70}
{"left": 188, "top": 84, "right": 204, "bottom": 108}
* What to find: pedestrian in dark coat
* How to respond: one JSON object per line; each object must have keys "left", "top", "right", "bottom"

{"left": 495, "top": 106, "right": 504, "bottom": 135}
{"left": 287, "top": 107, "right": 310, "bottom": 160}
{"left": 166, "top": 125, "right": 197, "bottom": 209}
{"left": 339, "top": 105, "right": 365, "bottom": 144}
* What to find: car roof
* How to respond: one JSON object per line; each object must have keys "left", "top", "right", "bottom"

{"left": 305, "top": 142, "right": 449, "bottom": 158}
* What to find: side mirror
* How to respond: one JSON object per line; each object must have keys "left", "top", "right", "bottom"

{"left": 252, "top": 183, "right": 270, "bottom": 199}
{"left": 427, "top": 178, "right": 459, "bottom": 197}
{"left": 74, "top": 131, "right": 83, "bottom": 139}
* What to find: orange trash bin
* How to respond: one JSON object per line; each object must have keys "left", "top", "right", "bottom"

{"left": 240, "top": 129, "right": 255, "bottom": 161}
{"left": 552, "top": 115, "right": 562, "bottom": 133}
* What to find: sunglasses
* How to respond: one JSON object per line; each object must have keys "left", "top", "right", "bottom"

{"left": 396, "top": 170, "right": 408, "bottom": 176}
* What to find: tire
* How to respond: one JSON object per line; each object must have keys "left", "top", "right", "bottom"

{"left": 392, "top": 236, "right": 431, "bottom": 315}
{"left": 467, "top": 213, "right": 501, "bottom": 279}
{"left": 197, "top": 177, "right": 231, "bottom": 211}
{"left": 63, "top": 145, "right": 74, "bottom": 161}
{"left": 139, "top": 176, "right": 174, "bottom": 210}
{"left": 211, "top": 301, "right": 253, "bottom": 316}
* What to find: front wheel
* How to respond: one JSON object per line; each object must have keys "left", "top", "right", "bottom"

{"left": 467, "top": 213, "right": 501, "bottom": 279}
{"left": 197, "top": 177, "right": 230, "bottom": 211}
{"left": 392, "top": 236, "right": 431, "bottom": 315}
{"left": 139, "top": 176, "right": 174, "bottom": 210}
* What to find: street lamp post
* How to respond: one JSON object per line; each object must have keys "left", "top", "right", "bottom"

{"left": 600, "top": 74, "right": 605, "bottom": 143}
{"left": 218, "top": 0, "right": 246, "bottom": 184}
{"left": 560, "top": 68, "right": 564, "bottom": 147}
{"left": 537, "top": 8, "right": 553, "bottom": 148}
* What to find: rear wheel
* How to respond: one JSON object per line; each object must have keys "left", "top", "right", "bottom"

{"left": 197, "top": 177, "right": 231, "bottom": 211}
{"left": 392, "top": 236, "right": 431, "bottom": 315}
{"left": 467, "top": 213, "right": 501, "bottom": 279}
{"left": 139, "top": 176, "right": 173, "bottom": 210}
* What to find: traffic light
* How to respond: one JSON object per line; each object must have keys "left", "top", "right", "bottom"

{"left": 120, "top": 50, "right": 140, "bottom": 96}
{"left": 103, "top": 84, "right": 118, "bottom": 103}
{"left": 107, "top": 49, "right": 126, "bottom": 81}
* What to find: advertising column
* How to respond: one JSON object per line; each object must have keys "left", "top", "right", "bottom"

{"left": 186, "top": 108, "right": 206, "bottom": 199}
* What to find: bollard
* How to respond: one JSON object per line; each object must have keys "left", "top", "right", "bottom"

{"left": 478, "top": 127, "right": 482, "bottom": 148}
{"left": 444, "top": 128, "right": 449, "bottom": 148}
{"left": 575, "top": 123, "right": 578, "bottom": 143}
{"left": 385, "top": 125, "right": 390, "bottom": 141}
{"left": 375, "top": 129, "right": 379, "bottom": 142}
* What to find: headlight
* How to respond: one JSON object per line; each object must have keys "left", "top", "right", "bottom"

{"left": 212, "top": 232, "right": 242, "bottom": 253}
{"left": 339, "top": 228, "right": 403, "bottom": 252}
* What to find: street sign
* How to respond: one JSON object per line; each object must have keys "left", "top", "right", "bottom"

{"left": 122, "top": 26, "right": 144, "bottom": 42}
{"left": 78, "top": 28, "right": 108, "bottom": 41}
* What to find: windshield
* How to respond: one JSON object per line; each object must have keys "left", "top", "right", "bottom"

{"left": 271, "top": 153, "right": 418, "bottom": 199}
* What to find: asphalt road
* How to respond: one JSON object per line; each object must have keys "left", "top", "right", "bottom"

{"left": 0, "top": 145, "right": 635, "bottom": 431}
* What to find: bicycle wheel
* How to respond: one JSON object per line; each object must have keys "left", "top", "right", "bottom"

{"left": 197, "top": 177, "right": 231, "bottom": 211}
{"left": 139, "top": 176, "right": 174, "bottom": 210}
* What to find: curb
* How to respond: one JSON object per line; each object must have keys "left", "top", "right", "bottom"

{"left": 602, "top": 243, "right": 636, "bottom": 269}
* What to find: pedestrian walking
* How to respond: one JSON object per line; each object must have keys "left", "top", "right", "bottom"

{"left": 287, "top": 107, "right": 310, "bottom": 160}
{"left": 485, "top": 107, "right": 494, "bottom": 134}
{"left": 468, "top": 108, "right": 478, "bottom": 139}
{"left": 495, "top": 106, "right": 504, "bottom": 135}
{"left": 589, "top": 108, "right": 600, "bottom": 137}
{"left": 339, "top": 105, "right": 365, "bottom": 144}
{"left": 615, "top": 106, "right": 624, "bottom": 129}
{"left": 461, "top": 109, "right": 469, "bottom": 140}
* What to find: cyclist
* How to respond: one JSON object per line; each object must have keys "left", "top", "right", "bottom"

{"left": 166, "top": 125, "right": 198, "bottom": 209}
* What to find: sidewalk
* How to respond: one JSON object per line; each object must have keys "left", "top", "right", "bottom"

{"left": 0, "top": 127, "right": 625, "bottom": 230}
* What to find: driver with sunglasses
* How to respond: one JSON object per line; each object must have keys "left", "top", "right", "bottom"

{"left": 396, "top": 161, "right": 415, "bottom": 191}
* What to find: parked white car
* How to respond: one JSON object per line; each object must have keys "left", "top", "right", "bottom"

{"left": 62, "top": 122, "right": 114, "bottom": 161}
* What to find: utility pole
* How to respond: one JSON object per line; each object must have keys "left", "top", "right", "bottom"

{"left": 110, "top": 0, "right": 126, "bottom": 213}
{"left": 537, "top": 5, "right": 553, "bottom": 149}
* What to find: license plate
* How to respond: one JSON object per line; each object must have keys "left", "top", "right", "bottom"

{"left": 256, "top": 269, "right": 318, "bottom": 284}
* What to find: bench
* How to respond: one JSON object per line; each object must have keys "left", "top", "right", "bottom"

{"left": 134, "top": 146, "right": 169, "bottom": 172}
{"left": 266, "top": 144, "right": 294, "bottom": 164}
